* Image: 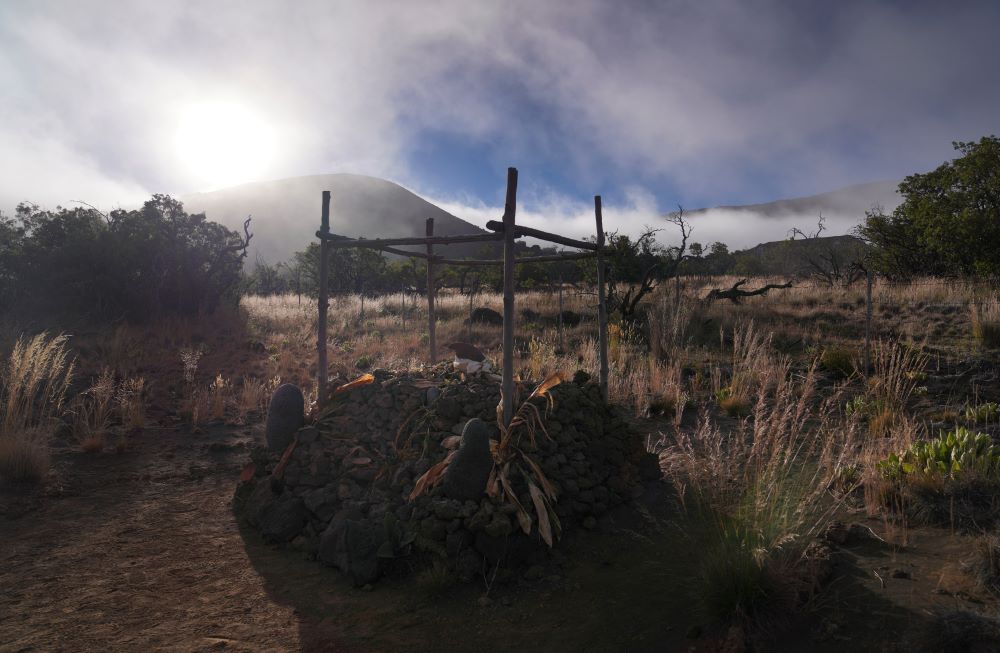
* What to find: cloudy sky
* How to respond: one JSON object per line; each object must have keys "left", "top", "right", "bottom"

{"left": 2, "top": 0, "right": 998, "bottom": 247}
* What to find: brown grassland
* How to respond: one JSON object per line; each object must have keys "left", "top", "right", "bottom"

{"left": 2, "top": 275, "right": 1000, "bottom": 652}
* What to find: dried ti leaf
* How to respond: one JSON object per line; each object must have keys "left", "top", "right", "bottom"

{"left": 441, "top": 435, "right": 462, "bottom": 450}
{"left": 521, "top": 453, "right": 558, "bottom": 500}
{"left": 528, "top": 479, "right": 554, "bottom": 547}
{"left": 271, "top": 434, "right": 299, "bottom": 480}
{"left": 408, "top": 450, "right": 456, "bottom": 501}
{"left": 334, "top": 373, "right": 375, "bottom": 395}
{"left": 239, "top": 462, "right": 255, "bottom": 482}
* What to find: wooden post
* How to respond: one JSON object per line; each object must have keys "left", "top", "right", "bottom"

{"left": 595, "top": 196, "right": 609, "bottom": 402}
{"left": 501, "top": 168, "right": 518, "bottom": 427}
{"left": 864, "top": 267, "right": 873, "bottom": 379}
{"left": 317, "top": 191, "right": 331, "bottom": 403}
{"left": 426, "top": 218, "right": 437, "bottom": 364}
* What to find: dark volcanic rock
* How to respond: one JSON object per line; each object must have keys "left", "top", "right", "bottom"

{"left": 441, "top": 418, "right": 493, "bottom": 502}
{"left": 318, "top": 508, "right": 382, "bottom": 586}
{"left": 266, "top": 384, "right": 304, "bottom": 452}
{"left": 258, "top": 495, "right": 308, "bottom": 543}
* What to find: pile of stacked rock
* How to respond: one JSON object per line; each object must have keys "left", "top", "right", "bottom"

{"left": 235, "top": 368, "right": 657, "bottom": 586}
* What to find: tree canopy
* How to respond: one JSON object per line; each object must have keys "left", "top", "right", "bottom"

{"left": 1, "top": 195, "right": 250, "bottom": 321}
{"left": 859, "top": 136, "right": 1000, "bottom": 278}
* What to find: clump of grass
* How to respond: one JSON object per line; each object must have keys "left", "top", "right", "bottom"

{"left": 208, "top": 373, "right": 230, "bottom": 421}
{"left": 414, "top": 559, "right": 457, "bottom": 598}
{"left": 820, "top": 346, "right": 855, "bottom": 378}
{"left": 964, "top": 401, "right": 1000, "bottom": 424}
{"left": 73, "top": 369, "right": 116, "bottom": 453}
{"left": 715, "top": 388, "right": 751, "bottom": 417}
{"left": 971, "top": 299, "right": 1000, "bottom": 347}
{"left": 966, "top": 533, "right": 1000, "bottom": 595}
{"left": 0, "top": 333, "right": 75, "bottom": 483}
{"left": 238, "top": 375, "right": 277, "bottom": 419}
{"left": 659, "top": 325, "right": 859, "bottom": 632}
{"left": 116, "top": 376, "right": 146, "bottom": 430}
{"left": 0, "top": 428, "right": 52, "bottom": 483}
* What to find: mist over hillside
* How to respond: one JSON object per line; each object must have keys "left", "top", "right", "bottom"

{"left": 183, "top": 174, "right": 493, "bottom": 264}
{"left": 681, "top": 180, "right": 902, "bottom": 248}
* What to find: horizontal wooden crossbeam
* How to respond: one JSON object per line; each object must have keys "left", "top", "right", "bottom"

{"left": 316, "top": 231, "right": 504, "bottom": 248}
{"left": 484, "top": 220, "right": 598, "bottom": 251}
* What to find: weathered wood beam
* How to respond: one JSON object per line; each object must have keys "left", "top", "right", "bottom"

{"left": 595, "top": 196, "right": 609, "bottom": 402}
{"left": 435, "top": 251, "right": 598, "bottom": 267}
{"left": 485, "top": 220, "right": 598, "bottom": 251}
{"left": 317, "top": 191, "right": 331, "bottom": 402}
{"left": 501, "top": 168, "right": 518, "bottom": 428}
{"left": 316, "top": 231, "right": 503, "bottom": 248}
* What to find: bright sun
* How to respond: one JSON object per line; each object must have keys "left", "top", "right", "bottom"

{"left": 174, "top": 100, "right": 276, "bottom": 189}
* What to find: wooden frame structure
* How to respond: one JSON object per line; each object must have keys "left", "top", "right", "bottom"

{"left": 315, "top": 167, "right": 610, "bottom": 426}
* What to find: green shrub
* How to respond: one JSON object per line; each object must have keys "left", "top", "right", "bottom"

{"left": 879, "top": 427, "right": 999, "bottom": 480}
{"left": 965, "top": 401, "right": 1000, "bottom": 424}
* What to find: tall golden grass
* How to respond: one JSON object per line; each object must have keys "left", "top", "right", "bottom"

{"left": 0, "top": 333, "right": 75, "bottom": 482}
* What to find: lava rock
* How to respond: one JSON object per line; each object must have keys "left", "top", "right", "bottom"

{"left": 265, "top": 384, "right": 305, "bottom": 452}
{"left": 441, "top": 418, "right": 493, "bottom": 502}
{"left": 318, "top": 508, "right": 382, "bottom": 586}
{"left": 258, "top": 495, "right": 308, "bottom": 543}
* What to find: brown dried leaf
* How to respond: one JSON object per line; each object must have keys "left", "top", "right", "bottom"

{"left": 348, "top": 457, "right": 373, "bottom": 466}
{"left": 499, "top": 464, "right": 532, "bottom": 534}
{"left": 527, "top": 372, "right": 566, "bottom": 401}
{"left": 528, "top": 480, "right": 553, "bottom": 547}
{"left": 334, "top": 373, "right": 375, "bottom": 395}
{"left": 441, "top": 435, "right": 462, "bottom": 449}
{"left": 521, "top": 453, "right": 558, "bottom": 500}
{"left": 271, "top": 435, "right": 299, "bottom": 480}
{"left": 239, "top": 462, "right": 255, "bottom": 482}
{"left": 407, "top": 451, "right": 456, "bottom": 501}
{"left": 486, "top": 466, "right": 501, "bottom": 498}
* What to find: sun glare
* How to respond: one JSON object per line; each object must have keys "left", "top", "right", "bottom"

{"left": 174, "top": 100, "right": 276, "bottom": 189}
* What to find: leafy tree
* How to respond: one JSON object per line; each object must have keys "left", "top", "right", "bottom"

{"left": 3, "top": 195, "right": 250, "bottom": 321}
{"left": 859, "top": 136, "right": 1000, "bottom": 278}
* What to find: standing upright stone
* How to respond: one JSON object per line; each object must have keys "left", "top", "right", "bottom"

{"left": 266, "top": 383, "right": 304, "bottom": 452}
{"left": 441, "top": 418, "right": 494, "bottom": 501}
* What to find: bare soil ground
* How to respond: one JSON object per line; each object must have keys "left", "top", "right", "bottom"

{"left": 4, "top": 415, "right": 998, "bottom": 653}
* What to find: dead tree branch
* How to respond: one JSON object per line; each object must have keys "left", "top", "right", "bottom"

{"left": 704, "top": 278, "right": 793, "bottom": 304}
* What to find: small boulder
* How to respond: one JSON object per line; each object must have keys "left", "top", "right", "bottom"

{"left": 441, "top": 419, "right": 494, "bottom": 502}
{"left": 266, "top": 384, "right": 304, "bottom": 452}
{"left": 559, "top": 310, "right": 582, "bottom": 326}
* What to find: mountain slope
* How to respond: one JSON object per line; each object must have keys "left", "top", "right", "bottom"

{"left": 183, "top": 174, "right": 492, "bottom": 264}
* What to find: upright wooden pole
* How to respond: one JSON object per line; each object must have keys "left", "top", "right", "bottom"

{"left": 595, "top": 196, "right": 609, "bottom": 402}
{"left": 426, "top": 218, "right": 437, "bottom": 364}
{"left": 501, "top": 168, "right": 519, "bottom": 427}
{"left": 317, "top": 191, "right": 331, "bottom": 403}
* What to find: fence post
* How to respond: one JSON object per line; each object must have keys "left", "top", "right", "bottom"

{"left": 864, "top": 267, "right": 873, "bottom": 379}
{"left": 595, "top": 196, "right": 609, "bottom": 402}
{"left": 426, "top": 218, "right": 437, "bottom": 364}
{"left": 501, "top": 167, "right": 519, "bottom": 428}
{"left": 317, "top": 191, "right": 331, "bottom": 403}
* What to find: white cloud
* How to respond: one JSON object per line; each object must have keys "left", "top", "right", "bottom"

{"left": 0, "top": 0, "right": 995, "bottom": 237}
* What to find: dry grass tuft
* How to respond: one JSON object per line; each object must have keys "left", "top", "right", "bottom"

{"left": 0, "top": 333, "right": 74, "bottom": 483}
{"left": 972, "top": 298, "right": 1000, "bottom": 348}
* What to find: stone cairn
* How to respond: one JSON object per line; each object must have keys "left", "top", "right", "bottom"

{"left": 235, "top": 368, "right": 655, "bottom": 586}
